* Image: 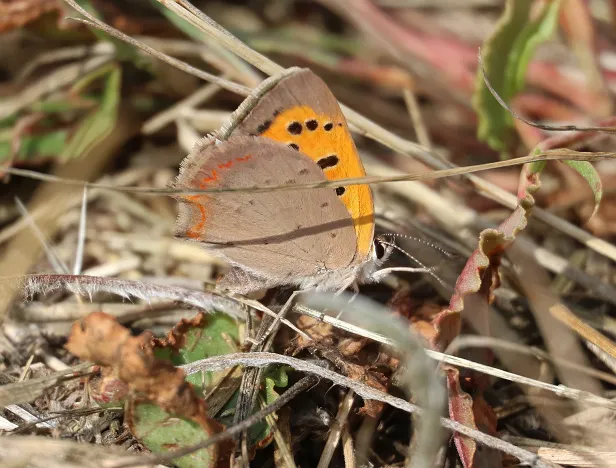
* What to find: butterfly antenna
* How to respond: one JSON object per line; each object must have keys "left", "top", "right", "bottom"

{"left": 378, "top": 232, "right": 454, "bottom": 258}
{"left": 372, "top": 239, "right": 447, "bottom": 287}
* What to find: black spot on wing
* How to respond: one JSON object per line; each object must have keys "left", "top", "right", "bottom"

{"left": 306, "top": 119, "right": 318, "bottom": 131}
{"left": 288, "top": 143, "right": 300, "bottom": 151}
{"left": 323, "top": 122, "right": 333, "bottom": 131}
{"left": 317, "top": 155, "right": 339, "bottom": 169}
{"left": 256, "top": 119, "right": 272, "bottom": 134}
{"left": 335, "top": 187, "right": 345, "bottom": 196}
{"left": 287, "top": 121, "right": 302, "bottom": 135}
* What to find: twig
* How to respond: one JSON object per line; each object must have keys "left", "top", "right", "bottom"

{"left": 232, "top": 292, "right": 300, "bottom": 465}
{"left": 2, "top": 148, "right": 613, "bottom": 196}
{"left": 17, "top": 273, "right": 310, "bottom": 339}
{"left": 403, "top": 88, "right": 432, "bottom": 149}
{"left": 317, "top": 390, "right": 356, "bottom": 468}
{"left": 365, "top": 156, "right": 616, "bottom": 307}
{"left": 263, "top": 401, "right": 297, "bottom": 468}
{"left": 0, "top": 436, "right": 154, "bottom": 467}
{"left": 159, "top": 0, "right": 283, "bottom": 76}
{"left": 18, "top": 274, "right": 247, "bottom": 318}
{"left": 293, "top": 303, "right": 616, "bottom": 407}
{"left": 341, "top": 425, "right": 356, "bottom": 468}
{"left": 550, "top": 304, "right": 616, "bottom": 360}
{"left": 584, "top": 341, "right": 616, "bottom": 375}
{"left": 444, "top": 335, "right": 616, "bottom": 386}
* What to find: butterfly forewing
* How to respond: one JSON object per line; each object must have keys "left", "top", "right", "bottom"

{"left": 222, "top": 68, "right": 374, "bottom": 261}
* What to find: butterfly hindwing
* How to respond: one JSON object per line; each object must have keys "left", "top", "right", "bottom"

{"left": 173, "top": 136, "right": 359, "bottom": 292}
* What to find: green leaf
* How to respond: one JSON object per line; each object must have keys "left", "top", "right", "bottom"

{"left": 506, "top": 0, "right": 562, "bottom": 98}
{"left": 61, "top": 65, "right": 122, "bottom": 160}
{"left": 127, "top": 403, "right": 218, "bottom": 468}
{"left": 0, "top": 130, "right": 68, "bottom": 163}
{"left": 473, "top": 0, "right": 562, "bottom": 153}
{"left": 153, "top": 312, "right": 240, "bottom": 396}
{"left": 127, "top": 313, "right": 239, "bottom": 467}
{"left": 264, "top": 365, "right": 290, "bottom": 400}
{"left": 562, "top": 160, "right": 603, "bottom": 218}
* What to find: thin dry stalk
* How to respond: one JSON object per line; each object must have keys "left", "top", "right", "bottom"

{"left": 403, "top": 88, "right": 432, "bottom": 149}
{"left": 341, "top": 425, "right": 356, "bottom": 468}
{"left": 550, "top": 304, "right": 616, "bottom": 360}
{"left": 317, "top": 390, "right": 356, "bottom": 468}
{"left": 3, "top": 149, "right": 613, "bottom": 196}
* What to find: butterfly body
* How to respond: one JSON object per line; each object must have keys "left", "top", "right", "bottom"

{"left": 174, "top": 68, "right": 381, "bottom": 294}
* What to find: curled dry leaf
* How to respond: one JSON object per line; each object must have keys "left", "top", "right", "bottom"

{"left": 65, "top": 312, "right": 222, "bottom": 432}
{"left": 399, "top": 161, "right": 543, "bottom": 467}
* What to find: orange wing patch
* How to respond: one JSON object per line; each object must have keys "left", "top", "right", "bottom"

{"left": 184, "top": 195, "right": 207, "bottom": 239}
{"left": 259, "top": 105, "right": 374, "bottom": 258}
{"left": 181, "top": 154, "right": 254, "bottom": 240}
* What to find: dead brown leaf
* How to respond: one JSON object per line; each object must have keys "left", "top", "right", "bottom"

{"left": 65, "top": 312, "right": 221, "bottom": 431}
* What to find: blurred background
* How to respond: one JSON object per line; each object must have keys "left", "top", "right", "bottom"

{"left": 2, "top": 1, "right": 616, "bottom": 467}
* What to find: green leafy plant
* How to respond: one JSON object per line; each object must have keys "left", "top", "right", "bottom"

{"left": 473, "top": 0, "right": 562, "bottom": 153}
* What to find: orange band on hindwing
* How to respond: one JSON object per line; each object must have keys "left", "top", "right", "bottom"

{"left": 183, "top": 154, "right": 254, "bottom": 239}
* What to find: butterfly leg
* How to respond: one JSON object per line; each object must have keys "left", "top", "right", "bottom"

{"left": 334, "top": 281, "right": 359, "bottom": 319}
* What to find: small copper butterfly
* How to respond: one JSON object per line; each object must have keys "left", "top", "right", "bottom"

{"left": 173, "top": 68, "right": 389, "bottom": 294}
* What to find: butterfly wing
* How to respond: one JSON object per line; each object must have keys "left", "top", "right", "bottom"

{"left": 173, "top": 136, "right": 358, "bottom": 292}
{"left": 220, "top": 68, "right": 374, "bottom": 262}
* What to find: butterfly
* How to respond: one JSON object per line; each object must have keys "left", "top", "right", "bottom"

{"left": 173, "top": 68, "right": 390, "bottom": 294}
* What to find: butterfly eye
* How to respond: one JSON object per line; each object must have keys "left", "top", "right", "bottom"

{"left": 374, "top": 239, "right": 386, "bottom": 260}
